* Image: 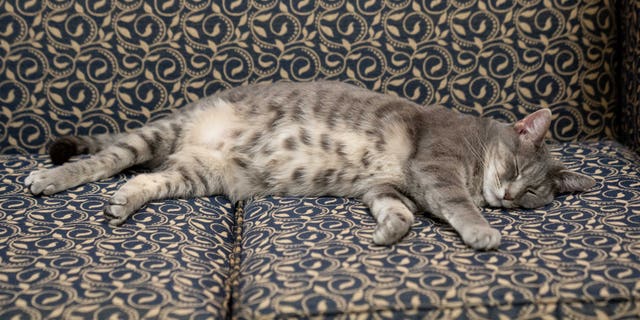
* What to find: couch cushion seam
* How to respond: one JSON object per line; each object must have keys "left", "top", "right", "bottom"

{"left": 224, "top": 200, "right": 245, "bottom": 320}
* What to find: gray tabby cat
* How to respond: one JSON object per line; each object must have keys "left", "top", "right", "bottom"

{"left": 25, "top": 81, "right": 595, "bottom": 250}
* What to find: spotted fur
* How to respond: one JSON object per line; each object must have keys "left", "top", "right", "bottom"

{"left": 25, "top": 81, "right": 595, "bottom": 250}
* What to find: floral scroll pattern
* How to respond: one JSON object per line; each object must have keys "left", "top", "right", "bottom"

{"left": 236, "top": 141, "right": 640, "bottom": 319}
{"left": 0, "top": 0, "right": 618, "bottom": 154}
{"left": 618, "top": 0, "right": 640, "bottom": 154}
{"left": 0, "top": 156, "right": 236, "bottom": 319}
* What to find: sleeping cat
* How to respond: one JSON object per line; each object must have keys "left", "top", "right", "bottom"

{"left": 25, "top": 81, "right": 595, "bottom": 250}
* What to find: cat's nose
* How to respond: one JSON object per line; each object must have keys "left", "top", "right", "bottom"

{"left": 503, "top": 191, "right": 514, "bottom": 201}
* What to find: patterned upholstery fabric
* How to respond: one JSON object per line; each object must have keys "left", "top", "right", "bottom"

{"left": 1, "top": 0, "right": 638, "bottom": 318}
{"left": 0, "top": 0, "right": 618, "bottom": 155}
{"left": 235, "top": 141, "right": 640, "bottom": 319}
{"left": 617, "top": 0, "right": 640, "bottom": 153}
{"left": 0, "top": 155, "right": 236, "bottom": 319}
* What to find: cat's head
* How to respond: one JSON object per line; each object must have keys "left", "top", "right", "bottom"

{"left": 483, "top": 109, "right": 595, "bottom": 208}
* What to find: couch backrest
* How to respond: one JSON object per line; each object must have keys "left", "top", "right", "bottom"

{"left": 617, "top": 0, "right": 640, "bottom": 154}
{"left": 0, "top": 0, "right": 619, "bottom": 154}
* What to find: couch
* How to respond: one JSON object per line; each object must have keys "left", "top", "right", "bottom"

{"left": 1, "top": 0, "right": 639, "bottom": 318}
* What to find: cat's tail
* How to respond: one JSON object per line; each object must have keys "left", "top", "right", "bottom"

{"left": 49, "top": 134, "right": 116, "bottom": 165}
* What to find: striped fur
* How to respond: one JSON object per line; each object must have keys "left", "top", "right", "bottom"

{"left": 25, "top": 81, "right": 595, "bottom": 250}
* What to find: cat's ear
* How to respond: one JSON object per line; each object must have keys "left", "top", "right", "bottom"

{"left": 553, "top": 170, "right": 596, "bottom": 193}
{"left": 514, "top": 109, "right": 551, "bottom": 147}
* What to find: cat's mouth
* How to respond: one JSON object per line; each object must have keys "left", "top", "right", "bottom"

{"left": 485, "top": 192, "right": 512, "bottom": 208}
{"left": 486, "top": 194, "right": 517, "bottom": 208}
{"left": 483, "top": 185, "right": 518, "bottom": 209}
{"left": 482, "top": 187, "right": 502, "bottom": 207}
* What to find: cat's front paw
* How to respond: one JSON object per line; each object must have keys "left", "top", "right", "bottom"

{"left": 372, "top": 212, "right": 413, "bottom": 245}
{"left": 25, "top": 168, "right": 67, "bottom": 195}
{"left": 104, "top": 195, "right": 135, "bottom": 226}
{"left": 459, "top": 225, "right": 501, "bottom": 250}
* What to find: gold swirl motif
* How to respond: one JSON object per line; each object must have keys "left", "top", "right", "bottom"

{"left": 0, "top": 0, "right": 625, "bottom": 152}
{"left": 279, "top": 46, "right": 321, "bottom": 81}
{"left": 79, "top": 47, "right": 118, "bottom": 83}
{"left": 45, "top": 9, "right": 98, "bottom": 50}
{"left": 450, "top": 8, "right": 499, "bottom": 47}
{"left": 10, "top": 48, "right": 49, "bottom": 83}
{"left": 516, "top": 7, "right": 565, "bottom": 44}
{"left": 619, "top": 0, "right": 639, "bottom": 152}
{"left": 13, "top": 0, "right": 45, "bottom": 15}
{"left": 479, "top": 44, "right": 518, "bottom": 78}
{"left": 0, "top": 169, "right": 238, "bottom": 318}
{"left": 0, "top": 81, "right": 29, "bottom": 110}
{"left": 0, "top": 0, "right": 639, "bottom": 317}
{"left": 0, "top": 143, "right": 638, "bottom": 318}
{"left": 184, "top": 11, "right": 234, "bottom": 48}
{"left": 229, "top": 141, "right": 640, "bottom": 318}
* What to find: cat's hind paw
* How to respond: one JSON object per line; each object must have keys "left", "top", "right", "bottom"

{"left": 460, "top": 225, "right": 501, "bottom": 250}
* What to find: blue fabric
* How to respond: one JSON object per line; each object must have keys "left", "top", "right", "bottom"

{"left": 235, "top": 141, "right": 640, "bottom": 319}
{"left": 0, "top": 0, "right": 637, "bottom": 318}
{"left": 0, "top": 0, "right": 619, "bottom": 154}
{"left": 0, "top": 155, "right": 236, "bottom": 319}
{"left": 617, "top": 0, "right": 640, "bottom": 153}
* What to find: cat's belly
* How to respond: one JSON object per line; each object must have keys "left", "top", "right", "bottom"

{"left": 181, "top": 99, "right": 414, "bottom": 200}
{"left": 231, "top": 152, "right": 408, "bottom": 199}
{"left": 228, "top": 127, "right": 412, "bottom": 200}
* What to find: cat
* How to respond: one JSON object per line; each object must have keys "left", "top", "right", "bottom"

{"left": 25, "top": 81, "right": 595, "bottom": 250}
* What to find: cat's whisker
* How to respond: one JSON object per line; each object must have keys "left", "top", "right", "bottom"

{"left": 463, "top": 136, "right": 486, "bottom": 166}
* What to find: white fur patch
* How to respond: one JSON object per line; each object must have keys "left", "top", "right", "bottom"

{"left": 482, "top": 153, "right": 502, "bottom": 207}
{"left": 186, "top": 98, "right": 244, "bottom": 152}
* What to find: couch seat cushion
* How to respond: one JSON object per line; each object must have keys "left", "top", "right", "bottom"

{"left": 0, "top": 155, "right": 236, "bottom": 319}
{"left": 234, "top": 140, "right": 640, "bottom": 319}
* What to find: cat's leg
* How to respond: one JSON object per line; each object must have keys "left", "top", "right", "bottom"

{"left": 410, "top": 165, "right": 501, "bottom": 250}
{"left": 437, "top": 199, "right": 500, "bottom": 250}
{"left": 103, "top": 150, "right": 222, "bottom": 225}
{"left": 362, "top": 184, "right": 417, "bottom": 245}
{"left": 26, "top": 118, "right": 181, "bottom": 195}
{"left": 26, "top": 136, "right": 154, "bottom": 195}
